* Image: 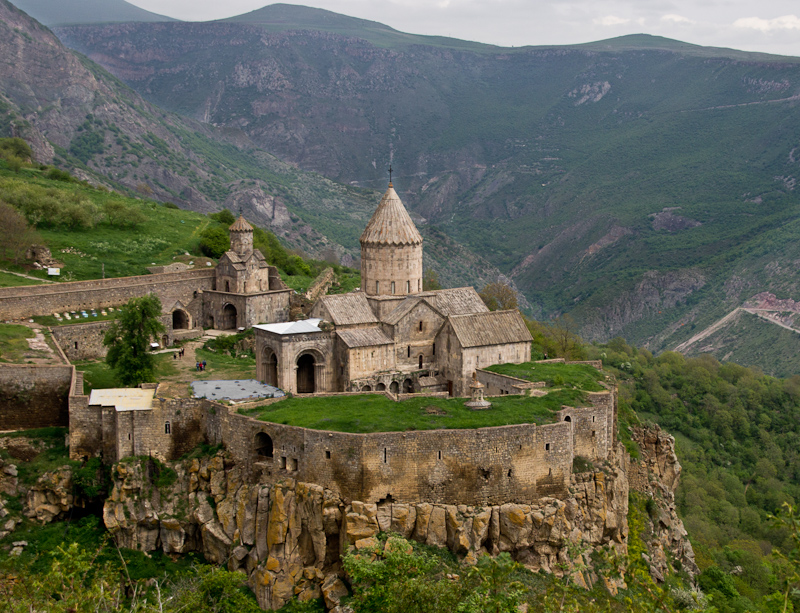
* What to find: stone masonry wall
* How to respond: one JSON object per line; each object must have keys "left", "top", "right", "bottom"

{"left": 0, "top": 365, "right": 72, "bottom": 429}
{"left": 52, "top": 314, "right": 173, "bottom": 362}
{"left": 0, "top": 269, "right": 215, "bottom": 320}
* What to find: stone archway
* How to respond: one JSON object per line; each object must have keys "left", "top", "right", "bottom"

{"left": 255, "top": 432, "right": 273, "bottom": 458}
{"left": 221, "top": 303, "right": 237, "bottom": 330}
{"left": 403, "top": 379, "right": 414, "bottom": 393}
{"left": 376, "top": 383, "right": 386, "bottom": 391}
{"left": 390, "top": 381, "right": 399, "bottom": 394}
{"left": 172, "top": 309, "right": 190, "bottom": 330}
{"left": 263, "top": 348, "right": 278, "bottom": 387}
{"left": 296, "top": 353, "right": 316, "bottom": 394}
{"left": 362, "top": 385, "right": 372, "bottom": 392}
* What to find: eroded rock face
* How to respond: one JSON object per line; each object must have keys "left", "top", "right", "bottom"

{"left": 631, "top": 426, "right": 699, "bottom": 581}
{"left": 25, "top": 466, "right": 76, "bottom": 524}
{"left": 102, "top": 450, "right": 630, "bottom": 610}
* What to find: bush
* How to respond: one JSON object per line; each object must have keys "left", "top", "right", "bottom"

{"left": 210, "top": 208, "right": 236, "bottom": 225}
{"left": 199, "top": 226, "right": 230, "bottom": 258}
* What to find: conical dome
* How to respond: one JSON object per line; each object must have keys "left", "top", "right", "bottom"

{"left": 360, "top": 185, "right": 422, "bottom": 246}
{"left": 229, "top": 215, "right": 253, "bottom": 233}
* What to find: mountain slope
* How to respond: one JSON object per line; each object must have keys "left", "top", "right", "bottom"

{"left": 47, "top": 8, "right": 800, "bottom": 375}
{"left": 7, "top": 0, "right": 175, "bottom": 26}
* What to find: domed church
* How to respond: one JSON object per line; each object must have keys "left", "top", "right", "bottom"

{"left": 254, "top": 181, "right": 532, "bottom": 397}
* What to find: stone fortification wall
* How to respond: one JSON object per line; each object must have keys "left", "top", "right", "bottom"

{"left": 0, "top": 365, "right": 73, "bottom": 429}
{"left": 51, "top": 314, "right": 173, "bottom": 362}
{"left": 476, "top": 369, "right": 546, "bottom": 395}
{"left": 557, "top": 391, "right": 615, "bottom": 462}
{"left": 0, "top": 269, "right": 215, "bottom": 320}
{"left": 215, "top": 405, "right": 574, "bottom": 506}
{"left": 305, "top": 267, "right": 336, "bottom": 301}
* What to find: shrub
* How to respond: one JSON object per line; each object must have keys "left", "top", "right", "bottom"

{"left": 199, "top": 226, "right": 230, "bottom": 258}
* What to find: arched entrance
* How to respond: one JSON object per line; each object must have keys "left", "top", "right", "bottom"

{"left": 263, "top": 348, "right": 278, "bottom": 387}
{"left": 172, "top": 309, "right": 190, "bottom": 330}
{"left": 403, "top": 379, "right": 414, "bottom": 393}
{"left": 362, "top": 385, "right": 372, "bottom": 392}
{"left": 255, "top": 432, "right": 273, "bottom": 458}
{"left": 221, "top": 303, "right": 237, "bottom": 330}
{"left": 296, "top": 353, "right": 316, "bottom": 394}
{"left": 376, "top": 383, "right": 386, "bottom": 391}
{"left": 390, "top": 381, "right": 399, "bottom": 394}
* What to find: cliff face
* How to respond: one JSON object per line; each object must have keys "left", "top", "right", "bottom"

{"left": 100, "top": 452, "right": 629, "bottom": 610}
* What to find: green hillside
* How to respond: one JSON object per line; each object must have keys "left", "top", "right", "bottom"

{"left": 7, "top": 0, "right": 175, "bottom": 25}
{"left": 52, "top": 14, "right": 800, "bottom": 372}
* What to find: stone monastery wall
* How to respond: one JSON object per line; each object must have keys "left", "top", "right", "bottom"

{"left": 0, "top": 364, "right": 73, "bottom": 429}
{"left": 0, "top": 269, "right": 215, "bottom": 319}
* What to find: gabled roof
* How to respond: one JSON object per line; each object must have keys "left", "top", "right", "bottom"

{"left": 447, "top": 310, "right": 532, "bottom": 348}
{"left": 418, "top": 287, "right": 489, "bottom": 317}
{"left": 336, "top": 327, "right": 393, "bottom": 348}
{"left": 229, "top": 215, "right": 253, "bottom": 232}
{"left": 219, "top": 249, "right": 268, "bottom": 270}
{"left": 316, "top": 293, "right": 379, "bottom": 326}
{"left": 360, "top": 184, "right": 423, "bottom": 246}
{"left": 255, "top": 318, "right": 323, "bottom": 335}
{"left": 383, "top": 296, "right": 443, "bottom": 326}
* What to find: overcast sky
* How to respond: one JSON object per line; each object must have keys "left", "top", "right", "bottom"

{"left": 124, "top": 0, "right": 800, "bottom": 57}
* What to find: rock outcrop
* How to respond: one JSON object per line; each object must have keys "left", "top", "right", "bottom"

{"left": 102, "top": 450, "right": 629, "bottom": 610}
{"left": 630, "top": 426, "right": 699, "bottom": 581}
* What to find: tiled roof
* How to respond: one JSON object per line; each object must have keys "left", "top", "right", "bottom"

{"left": 420, "top": 287, "right": 489, "bottom": 316}
{"left": 360, "top": 185, "right": 423, "bottom": 246}
{"left": 336, "top": 327, "right": 394, "bottom": 348}
{"left": 317, "top": 293, "right": 379, "bottom": 326}
{"left": 229, "top": 215, "right": 253, "bottom": 232}
{"left": 448, "top": 310, "right": 532, "bottom": 348}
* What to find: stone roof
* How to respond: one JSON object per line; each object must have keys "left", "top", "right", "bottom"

{"left": 419, "top": 287, "right": 489, "bottom": 316}
{"left": 448, "top": 310, "right": 532, "bottom": 348}
{"left": 360, "top": 185, "right": 423, "bottom": 246}
{"left": 336, "top": 327, "right": 394, "bottom": 348}
{"left": 383, "top": 296, "right": 442, "bottom": 326}
{"left": 229, "top": 215, "right": 253, "bottom": 232}
{"left": 317, "top": 293, "right": 379, "bottom": 326}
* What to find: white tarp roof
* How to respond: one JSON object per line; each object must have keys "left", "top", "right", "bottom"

{"left": 254, "top": 318, "right": 322, "bottom": 335}
{"left": 88, "top": 388, "right": 155, "bottom": 412}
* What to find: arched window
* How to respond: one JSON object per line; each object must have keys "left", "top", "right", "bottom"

{"left": 164, "top": 421, "right": 171, "bottom": 434}
{"left": 406, "top": 280, "right": 410, "bottom": 293}
{"left": 391, "top": 281, "right": 396, "bottom": 295}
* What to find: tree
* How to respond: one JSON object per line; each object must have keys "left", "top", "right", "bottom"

{"left": 423, "top": 268, "right": 441, "bottom": 291}
{"left": 104, "top": 294, "right": 165, "bottom": 386}
{"left": 210, "top": 208, "right": 236, "bottom": 225}
{"left": 199, "top": 226, "right": 230, "bottom": 258}
{"left": 479, "top": 282, "right": 518, "bottom": 311}
{"left": 0, "top": 200, "right": 40, "bottom": 265}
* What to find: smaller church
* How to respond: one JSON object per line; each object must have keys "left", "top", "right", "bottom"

{"left": 254, "top": 182, "right": 532, "bottom": 397}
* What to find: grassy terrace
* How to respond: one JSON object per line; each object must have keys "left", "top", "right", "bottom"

{"left": 484, "top": 361, "right": 606, "bottom": 392}
{"left": 239, "top": 389, "right": 587, "bottom": 433}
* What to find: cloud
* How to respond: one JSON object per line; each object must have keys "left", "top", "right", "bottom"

{"left": 733, "top": 15, "right": 800, "bottom": 32}
{"left": 661, "top": 14, "right": 695, "bottom": 25}
{"left": 594, "top": 15, "right": 630, "bottom": 26}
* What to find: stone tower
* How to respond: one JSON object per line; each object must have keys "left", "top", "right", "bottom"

{"left": 360, "top": 182, "right": 423, "bottom": 296}
{"left": 229, "top": 215, "right": 254, "bottom": 257}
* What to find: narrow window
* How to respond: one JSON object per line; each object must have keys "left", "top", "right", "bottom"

{"left": 432, "top": 343, "right": 436, "bottom": 356}
{"left": 165, "top": 421, "right": 171, "bottom": 435}
{"left": 74, "top": 341, "right": 78, "bottom": 350}
{"left": 418, "top": 279, "right": 421, "bottom": 291}
{"left": 128, "top": 433, "right": 131, "bottom": 440}
{"left": 280, "top": 457, "right": 287, "bottom": 469}
{"left": 406, "top": 280, "right": 410, "bottom": 293}
{"left": 592, "top": 431, "right": 597, "bottom": 437}
{"left": 383, "top": 448, "right": 387, "bottom": 463}
{"left": 545, "top": 443, "right": 550, "bottom": 451}
{"left": 419, "top": 321, "right": 423, "bottom": 332}
{"left": 407, "top": 346, "right": 410, "bottom": 358}
{"left": 326, "top": 450, "right": 331, "bottom": 459}
{"left": 391, "top": 281, "right": 396, "bottom": 294}
{"left": 438, "top": 450, "right": 442, "bottom": 460}
{"left": 548, "top": 468, "right": 552, "bottom": 476}
{"left": 376, "top": 281, "right": 380, "bottom": 294}
{"left": 592, "top": 416, "right": 596, "bottom": 422}
{"left": 499, "top": 353, "right": 502, "bottom": 362}
{"left": 507, "top": 469, "right": 512, "bottom": 478}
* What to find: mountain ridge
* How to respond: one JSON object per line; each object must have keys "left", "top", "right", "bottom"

{"left": 7, "top": 0, "right": 176, "bottom": 26}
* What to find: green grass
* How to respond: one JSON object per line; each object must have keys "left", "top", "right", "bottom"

{"left": 484, "top": 361, "right": 606, "bottom": 391}
{"left": 193, "top": 348, "right": 256, "bottom": 380}
{"left": 0, "top": 323, "right": 35, "bottom": 362}
{"left": 76, "top": 353, "right": 179, "bottom": 393}
{"left": 241, "top": 390, "right": 586, "bottom": 433}
{"left": 0, "top": 270, "right": 47, "bottom": 287}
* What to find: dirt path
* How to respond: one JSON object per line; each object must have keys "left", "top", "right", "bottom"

{"left": 743, "top": 308, "right": 800, "bottom": 335}
{"left": 0, "top": 268, "right": 55, "bottom": 283}
{"left": 156, "top": 339, "right": 207, "bottom": 398}
{"left": 673, "top": 308, "right": 742, "bottom": 353}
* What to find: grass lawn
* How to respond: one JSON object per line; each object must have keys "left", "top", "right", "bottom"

{"left": 0, "top": 270, "right": 47, "bottom": 288}
{"left": 192, "top": 348, "right": 257, "bottom": 380}
{"left": 76, "top": 353, "right": 179, "bottom": 394}
{"left": 240, "top": 389, "right": 586, "bottom": 433}
{"left": 484, "top": 361, "right": 606, "bottom": 392}
{"left": 0, "top": 323, "right": 34, "bottom": 362}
